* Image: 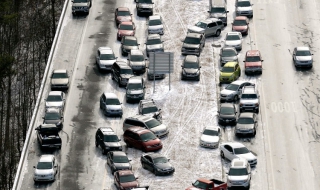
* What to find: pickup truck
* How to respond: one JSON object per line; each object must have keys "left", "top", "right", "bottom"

{"left": 186, "top": 178, "right": 227, "bottom": 190}
{"left": 35, "top": 124, "right": 62, "bottom": 149}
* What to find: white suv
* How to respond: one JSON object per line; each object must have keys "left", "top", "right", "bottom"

{"left": 227, "top": 158, "right": 251, "bottom": 189}
{"left": 239, "top": 86, "right": 260, "bottom": 113}
{"left": 33, "top": 155, "right": 58, "bottom": 182}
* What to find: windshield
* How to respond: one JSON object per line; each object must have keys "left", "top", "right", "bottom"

{"left": 142, "top": 107, "right": 158, "bottom": 114}
{"left": 100, "top": 53, "right": 116, "bottom": 60}
{"left": 149, "top": 19, "right": 162, "bottom": 26}
{"left": 237, "top": 1, "right": 251, "bottom": 7}
{"left": 238, "top": 117, "right": 254, "bottom": 124}
{"left": 37, "top": 162, "right": 52, "bottom": 169}
{"left": 241, "top": 94, "right": 257, "bottom": 99}
{"left": 119, "top": 24, "right": 134, "bottom": 30}
{"left": 130, "top": 55, "right": 144, "bottom": 62}
{"left": 127, "top": 83, "right": 142, "bottom": 90}
{"left": 225, "top": 84, "right": 239, "bottom": 91}
{"left": 229, "top": 168, "right": 248, "bottom": 176}
{"left": 147, "top": 39, "right": 162, "bottom": 45}
{"left": 73, "top": 0, "right": 88, "bottom": 3}
{"left": 119, "top": 174, "right": 136, "bottom": 183}
{"left": 234, "top": 147, "right": 250, "bottom": 154}
{"left": 220, "top": 107, "right": 235, "bottom": 115}
{"left": 195, "top": 21, "right": 207, "bottom": 29}
{"left": 184, "top": 37, "right": 200, "bottom": 44}
{"left": 184, "top": 61, "right": 199, "bottom": 68}
{"left": 153, "top": 157, "right": 168, "bottom": 164}
{"left": 47, "top": 95, "right": 62, "bottom": 102}
{"left": 140, "top": 132, "right": 157, "bottom": 142}
{"left": 211, "top": 7, "right": 226, "bottom": 13}
{"left": 104, "top": 135, "right": 119, "bottom": 142}
{"left": 113, "top": 155, "right": 129, "bottom": 163}
{"left": 192, "top": 181, "right": 207, "bottom": 189}
{"left": 124, "top": 39, "right": 138, "bottom": 46}
{"left": 221, "top": 67, "right": 235, "bottom": 73}
{"left": 118, "top": 11, "right": 130, "bottom": 16}
{"left": 203, "top": 129, "right": 219, "bottom": 136}
{"left": 105, "top": 98, "right": 120, "bottom": 105}
{"left": 226, "top": 35, "right": 240, "bottom": 41}
{"left": 233, "top": 20, "right": 247, "bottom": 26}
{"left": 138, "top": 0, "right": 152, "bottom": 3}
{"left": 246, "top": 56, "right": 261, "bottom": 62}
{"left": 145, "top": 119, "right": 161, "bottom": 129}
{"left": 44, "top": 112, "right": 60, "bottom": 120}
{"left": 296, "top": 50, "right": 312, "bottom": 56}
{"left": 52, "top": 73, "right": 67, "bottom": 79}
{"left": 120, "top": 68, "right": 133, "bottom": 75}
{"left": 222, "top": 49, "right": 237, "bottom": 57}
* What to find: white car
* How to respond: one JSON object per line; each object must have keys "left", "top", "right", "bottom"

{"left": 224, "top": 32, "right": 243, "bottom": 51}
{"left": 200, "top": 126, "right": 221, "bottom": 148}
{"left": 227, "top": 158, "right": 251, "bottom": 189}
{"left": 236, "top": 0, "right": 253, "bottom": 18}
{"left": 95, "top": 47, "right": 117, "bottom": 71}
{"left": 220, "top": 142, "right": 257, "bottom": 166}
{"left": 33, "top": 155, "right": 58, "bottom": 182}
{"left": 45, "top": 91, "right": 66, "bottom": 111}
{"left": 293, "top": 46, "right": 313, "bottom": 68}
{"left": 220, "top": 81, "right": 255, "bottom": 102}
{"left": 145, "top": 34, "right": 164, "bottom": 57}
{"left": 148, "top": 14, "right": 164, "bottom": 35}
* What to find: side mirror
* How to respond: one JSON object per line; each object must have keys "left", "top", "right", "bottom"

{"left": 199, "top": 66, "right": 202, "bottom": 68}
{"left": 255, "top": 121, "right": 257, "bottom": 123}
{"left": 226, "top": 172, "right": 229, "bottom": 174}
{"left": 144, "top": 43, "right": 146, "bottom": 44}
{"left": 312, "top": 54, "right": 314, "bottom": 55}
{"left": 136, "top": 177, "right": 139, "bottom": 179}
{"left": 168, "top": 158, "right": 170, "bottom": 161}
{"left": 61, "top": 116, "right": 64, "bottom": 119}
{"left": 145, "top": 58, "right": 148, "bottom": 60}
{"left": 251, "top": 3, "right": 254, "bottom": 5}
{"left": 35, "top": 127, "right": 40, "bottom": 130}
{"left": 119, "top": 139, "right": 121, "bottom": 141}
{"left": 127, "top": 59, "right": 129, "bottom": 60}
{"left": 226, "top": 11, "right": 229, "bottom": 13}
{"left": 261, "top": 60, "right": 264, "bottom": 62}
{"left": 217, "top": 111, "right": 220, "bottom": 113}
{"left": 181, "top": 65, "right": 183, "bottom": 67}
{"left": 207, "top": 11, "right": 210, "bottom": 13}
{"left": 144, "top": 86, "right": 146, "bottom": 89}
{"left": 115, "top": 57, "right": 118, "bottom": 59}
{"left": 33, "top": 166, "right": 36, "bottom": 168}
{"left": 138, "top": 44, "right": 140, "bottom": 45}
{"left": 129, "top": 159, "right": 132, "bottom": 162}
{"left": 243, "top": 60, "right": 245, "bottom": 62}
{"left": 54, "top": 165, "right": 57, "bottom": 168}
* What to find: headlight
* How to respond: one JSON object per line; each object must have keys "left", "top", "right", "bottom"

{"left": 239, "top": 103, "right": 243, "bottom": 107}
{"left": 57, "top": 121, "right": 62, "bottom": 125}
{"left": 72, "top": 6, "right": 76, "bottom": 10}
{"left": 105, "top": 147, "right": 110, "bottom": 149}
{"left": 229, "top": 74, "right": 234, "bottom": 79}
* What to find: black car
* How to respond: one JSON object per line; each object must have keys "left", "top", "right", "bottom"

{"left": 138, "top": 99, "right": 162, "bottom": 121}
{"left": 235, "top": 112, "right": 257, "bottom": 137}
{"left": 181, "top": 55, "right": 201, "bottom": 81}
{"left": 218, "top": 103, "right": 237, "bottom": 125}
{"left": 107, "top": 151, "right": 132, "bottom": 174}
{"left": 111, "top": 61, "right": 134, "bottom": 87}
{"left": 140, "top": 153, "right": 175, "bottom": 176}
{"left": 121, "top": 36, "right": 140, "bottom": 56}
{"left": 95, "top": 127, "right": 122, "bottom": 154}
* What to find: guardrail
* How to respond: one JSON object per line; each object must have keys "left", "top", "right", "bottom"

{"left": 12, "top": 0, "right": 69, "bottom": 189}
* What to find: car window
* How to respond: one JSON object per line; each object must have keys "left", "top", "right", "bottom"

{"left": 105, "top": 98, "right": 120, "bottom": 105}
{"left": 296, "top": 50, "right": 311, "bottom": 56}
{"left": 217, "top": 21, "right": 223, "bottom": 26}
{"left": 229, "top": 168, "right": 248, "bottom": 176}
{"left": 127, "top": 82, "right": 143, "bottom": 90}
{"left": 241, "top": 94, "right": 257, "bottom": 99}
{"left": 132, "top": 133, "right": 140, "bottom": 140}
{"left": 140, "top": 132, "right": 157, "bottom": 142}
{"left": 238, "top": 117, "right": 254, "bottom": 124}
{"left": 225, "top": 84, "right": 239, "bottom": 91}
{"left": 104, "top": 135, "right": 119, "bottom": 142}
{"left": 52, "top": 72, "right": 68, "bottom": 79}
{"left": 113, "top": 155, "right": 129, "bottom": 163}
{"left": 225, "top": 145, "right": 232, "bottom": 152}
{"left": 145, "top": 156, "right": 152, "bottom": 162}
{"left": 124, "top": 39, "right": 138, "bottom": 46}
{"left": 184, "top": 61, "right": 199, "bottom": 68}
{"left": 125, "top": 119, "right": 142, "bottom": 126}
{"left": 145, "top": 119, "right": 161, "bottom": 129}
{"left": 119, "top": 24, "right": 134, "bottom": 30}
{"left": 246, "top": 56, "right": 261, "bottom": 62}
{"left": 195, "top": 21, "right": 207, "bottom": 29}
{"left": 130, "top": 55, "right": 144, "bottom": 61}
{"left": 141, "top": 106, "right": 158, "bottom": 114}
{"left": 146, "top": 38, "right": 162, "bottom": 45}
{"left": 120, "top": 68, "right": 133, "bottom": 75}
{"left": 153, "top": 156, "right": 168, "bottom": 163}
{"left": 221, "top": 49, "right": 237, "bottom": 57}
{"left": 37, "top": 162, "right": 53, "bottom": 169}
{"left": 233, "top": 20, "right": 247, "bottom": 26}
{"left": 226, "top": 35, "right": 240, "bottom": 41}
{"left": 149, "top": 19, "right": 162, "bottom": 26}
{"left": 100, "top": 53, "right": 116, "bottom": 60}
{"left": 237, "top": 1, "right": 251, "bottom": 7}
{"left": 118, "top": 11, "right": 130, "bottom": 16}
{"left": 184, "top": 37, "right": 200, "bottom": 44}
{"left": 220, "top": 106, "right": 235, "bottom": 115}
{"left": 203, "top": 129, "right": 219, "bottom": 136}
{"left": 234, "top": 147, "right": 250, "bottom": 154}
{"left": 119, "top": 174, "right": 135, "bottom": 183}
{"left": 221, "top": 67, "right": 234, "bottom": 73}
{"left": 47, "top": 95, "right": 62, "bottom": 102}
{"left": 44, "top": 112, "right": 60, "bottom": 120}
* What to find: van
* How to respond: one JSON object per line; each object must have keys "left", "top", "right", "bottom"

{"left": 208, "top": 0, "right": 229, "bottom": 26}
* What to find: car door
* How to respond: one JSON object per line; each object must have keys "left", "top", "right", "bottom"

{"left": 96, "top": 50, "right": 100, "bottom": 64}
{"left": 114, "top": 172, "right": 120, "bottom": 188}
{"left": 207, "top": 22, "right": 217, "bottom": 36}
{"left": 144, "top": 156, "right": 153, "bottom": 171}
{"left": 132, "top": 133, "right": 141, "bottom": 149}
{"left": 293, "top": 47, "right": 297, "bottom": 60}
{"left": 98, "top": 131, "right": 105, "bottom": 149}
{"left": 115, "top": 8, "right": 118, "bottom": 21}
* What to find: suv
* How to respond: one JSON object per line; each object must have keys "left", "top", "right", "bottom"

{"left": 50, "top": 70, "right": 69, "bottom": 91}
{"left": 235, "top": 112, "right": 257, "bottom": 137}
{"left": 220, "top": 81, "right": 254, "bottom": 102}
{"left": 135, "top": 0, "right": 154, "bottom": 16}
{"left": 138, "top": 99, "right": 162, "bottom": 121}
{"left": 71, "top": 0, "right": 92, "bottom": 16}
{"left": 188, "top": 18, "right": 224, "bottom": 37}
{"left": 208, "top": 0, "right": 229, "bottom": 26}
{"left": 95, "top": 127, "right": 122, "bottom": 154}
{"left": 227, "top": 158, "right": 251, "bottom": 189}
{"left": 99, "top": 92, "right": 123, "bottom": 117}
{"left": 123, "top": 126, "right": 163, "bottom": 152}
{"left": 125, "top": 76, "right": 146, "bottom": 102}
{"left": 239, "top": 86, "right": 260, "bottom": 113}
{"left": 43, "top": 108, "right": 64, "bottom": 128}
{"left": 123, "top": 115, "right": 168, "bottom": 138}
{"left": 127, "top": 49, "right": 147, "bottom": 74}
{"left": 181, "top": 33, "right": 205, "bottom": 56}
{"left": 181, "top": 55, "right": 201, "bottom": 81}
{"left": 33, "top": 155, "right": 58, "bottom": 182}
{"left": 244, "top": 50, "right": 263, "bottom": 75}
{"left": 111, "top": 61, "right": 134, "bottom": 87}
{"left": 148, "top": 14, "right": 164, "bottom": 35}
{"left": 235, "top": 0, "right": 253, "bottom": 18}
{"left": 145, "top": 34, "right": 164, "bottom": 57}
{"left": 219, "top": 61, "right": 241, "bottom": 85}
{"left": 95, "top": 47, "right": 117, "bottom": 71}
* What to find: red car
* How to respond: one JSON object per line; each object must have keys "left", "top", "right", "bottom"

{"left": 244, "top": 50, "right": 263, "bottom": 75}
{"left": 114, "top": 170, "right": 139, "bottom": 190}
{"left": 115, "top": 7, "right": 133, "bottom": 26}
{"left": 117, "top": 21, "right": 136, "bottom": 41}
{"left": 123, "top": 126, "right": 163, "bottom": 152}
{"left": 232, "top": 16, "right": 249, "bottom": 35}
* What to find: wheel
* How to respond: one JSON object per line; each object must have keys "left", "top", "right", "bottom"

{"left": 95, "top": 140, "right": 99, "bottom": 147}
{"left": 220, "top": 151, "right": 225, "bottom": 159}
{"left": 196, "top": 76, "right": 200, "bottom": 81}
{"left": 102, "top": 148, "right": 107, "bottom": 155}
{"left": 233, "top": 95, "right": 239, "bottom": 102}
{"left": 256, "top": 108, "right": 259, "bottom": 113}
{"left": 125, "top": 140, "right": 132, "bottom": 148}
{"left": 253, "top": 130, "right": 256, "bottom": 137}
{"left": 58, "top": 146, "right": 61, "bottom": 149}
{"left": 142, "top": 163, "right": 146, "bottom": 169}
{"left": 154, "top": 168, "right": 158, "bottom": 176}
{"left": 215, "top": 30, "right": 221, "bottom": 37}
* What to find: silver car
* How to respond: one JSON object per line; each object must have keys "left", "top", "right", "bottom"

{"left": 188, "top": 18, "right": 224, "bottom": 37}
{"left": 96, "top": 47, "right": 117, "bottom": 71}
{"left": 220, "top": 80, "right": 254, "bottom": 102}
{"left": 33, "top": 155, "right": 58, "bottom": 182}
{"left": 227, "top": 158, "right": 251, "bottom": 189}
{"left": 235, "top": 0, "right": 253, "bottom": 18}
{"left": 127, "top": 49, "right": 147, "bottom": 74}
{"left": 293, "top": 46, "right": 313, "bottom": 68}
{"left": 43, "top": 108, "right": 64, "bottom": 128}
{"left": 200, "top": 126, "right": 221, "bottom": 148}
{"left": 239, "top": 86, "right": 260, "bottom": 113}
{"left": 45, "top": 91, "right": 66, "bottom": 111}
{"left": 224, "top": 32, "right": 243, "bottom": 51}
{"left": 219, "top": 47, "right": 238, "bottom": 66}
{"left": 148, "top": 14, "right": 164, "bottom": 35}
{"left": 145, "top": 34, "right": 164, "bottom": 57}
{"left": 50, "top": 70, "right": 69, "bottom": 90}
{"left": 99, "top": 92, "right": 123, "bottom": 117}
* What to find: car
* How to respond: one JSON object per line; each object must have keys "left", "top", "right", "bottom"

{"left": 227, "top": 158, "right": 252, "bottom": 189}
{"left": 127, "top": 50, "right": 147, "bottom": 74}
{"left": 220, "top": 142, "right": 257, "bottom": 167}
{"left": 95, "top": 47, "right": 117, "bottom": 71}
{"left": 121, "top": 36, "right": 140, "bottom": 56}
{"left": 71, "top": 0, "right": 91, "bottom": 16}
{"left": 148, "top": 14, "right": 164, "bottom": 35}
{"left": 35, "top": 124, "right": 62, "bottom": 149}
{"left": 208, "top": 0, "right": 229, "bottom": 26}
{"left": 125, "top": 76, "right": 146, "bottom": 103}
{"left": 114, "top": 170, "right": 139, "bottom": 190}
{"left": 188, "top": 18, "right": 224, "bottom": 37}
{"left": 123, "top": 115, "right": 168, "bottom": 138}
{"left": 117, "top": 21, "right": 136, "bottom": 41}
{"left": 147, "top": 68, "right": 166, "bottom": 80}
{"left": 33, "top": 155, "right": 58, "bottom": 182}
{"left": 200, "top": 126, "right": 221, "bottom": 148}
{"left": 95, "top": 127, "right": 122, "bottom": 154}
{"left": 141, "top": 153, "right": 175, "bottom": 176}
{"left": 292, "top": 46, "right": 313, "bottom": 68}
{"left": 235, "top": 0, "right": 253, "bottom": 18}
{"left": 239, "top": 86, "right": 260, "bottom": 113}
{"left": 50, "top": 69, "right": 69, "bottom": 91}
{"left": 123, "top": 126, "right": 163, "bottom": 152}
{"left": 220, "top": 80, "right": 255, "bottom": 102}
{"left": 219, "top": 61, "right": 241, "bottom": 85}
{"left": 235, "top": 112, "right": 257, "bottom": 137}
{"left": 181, "top": 32, "right": 205, "bottom": 56}
{"left": 138, "top": 99, "right": 162, "bottom": 121}
{"left": 43, "top": 108, "right": 64, "bottom": 128}
{"left": 218, "top": 103, "right": 237, "bottom": 125}
{"left": 107, "top": 151, "right": 132, "bottom": 174}
{"left": 145, "top": 34, "right": 164, "bottom": 57}
{"left": 99, "top": 92, "right": 123, "bottom": 117}
{"left": 181, "top": 55, "right": 201, "bottom": 81}
{"left": 232, "top": 16, "right": 249, "bottom": 35}
{"left": 136, "top": 0, "right": 154, "bottom": 16}
{"left": 244, "top": 50, "right": 263, "bottom": 75}
{"left": 115, "top": 7, "right": 133, "bottom": 26}
{"left": 219, "top": 47, "right": 238, "bottom": 66}
{"left": 111, "top": 61, "right": 134, "bottom": 87}
{"left": 45, "top": 91, "right": 66, "bottom": 110}
{"left": 224, "top": 32, "right": 242, "bottom": 51}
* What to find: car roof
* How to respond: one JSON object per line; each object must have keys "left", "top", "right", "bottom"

{"left": 48, "top": 91, "right": 63, "bottom": 96}
{"left": 140, "top": 99, "right": 155, "bottom": 105}
{"left": 224, "top": 61, "right": 238, "bottom": 67}
{"left": 204, "top": 126, "right": 220, "bottom": 131}
{"left": 185, "top": 55, "right": 199, "bottom": 63}
{"left": 222, "top": 47, "right": 237, "bottom": 51}
{"left": 129, "top": 114, "right": 154, "bottom": 122}
{"left": 53, "top": 69, "right": 67, "bottom": 73}
{"left": 118, "top": 169, "right": 134, "bottom": 176}
{"left": 147, "top": 34, "right": 161, "bottom": 40}
{"left": 296, "top": 47, "right": 310, "bottom": 51}
{"left": 120, "top": 21, "right": 134, "bottom": 25}
{"left": 99, "top": 127, "right": 115, "bottom": 135}
{"left": 242, "top": 86, "right": 256, "bottom": 94}
{"left": 127, "top": 126, "right": 150, "bottom": 134}
{"left": 231, "top": 158, "right": 248, "bottom": 167}
{"left": 246, "top": 50, "right": 260, "bottom": 57}
{"left": 112, "top": 151, "right": 127, "bottom": 157}
{"left": 103, "top": 92, "right": 118, "bottom": 99}
{"left": 117, "top": 7, "right": 130, "bottom": 11}
{"left": 39, "top": 154, "right": 54, "bottom": 162}
{"left": 124, "top": 36, "right": 137, "bottom": 41}
{"left": 116, "top": 61, "right": 131, "bottom": 69}
{"left": 39, "top": 124, "right": 58, "bottom": 129}
{"left": 45, "top": 108, "right": 61, "bottom": 113}
{"left": 144, "top": 153, "right": 165, "bottom": 159}
{"left": 98, "top": 47, "right": 114, "bottom": 54}
{"left": 230, "top": 80, "right": 250, "bottom": 85}
{"left": 128, "top": 76, "right": 143, "bottom": 84}
{"left": 149, "top": 14, "right": 161, "bottom": 20}
{"left": 227, "top": 32, "right": 241, "bottom": 36}
{"left": 199, "top": 18, "right": 220, "bottom": 24}
{"left": 239, "top": 112, "right": 254, "bottom": 118}
{"left": 186, "top": 32, "right": 202, "bottom": 38}
{"left": 223, "top": 142, "right": 245, "bottom": 148}
{"left": 130, "top": 49, "right": 144, "bottom": 56}
{"left": 221, "top": 103, "right": 235, "bottom": 108}
{"left": 234, "top": 16, "right": 247, "bottom": 21}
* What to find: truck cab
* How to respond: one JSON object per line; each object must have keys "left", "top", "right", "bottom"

{"left": 186, "top": 178, "right": 227, "bottom": 190}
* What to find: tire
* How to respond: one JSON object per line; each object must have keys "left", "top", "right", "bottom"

{"left": 58, "top": 146, "right": 61, "bottom": 149}
{"left": 215, "top": 30, "right": 221, "bottom": 37}
{"left": 256, "top": 108, "right": 259, "bottom": 113}
{"left": 233, "top": 95, "right": 239, "bottom": 102}
{"left": 220, "top": 151, "right": 225, "bottom": 159}
{"left": 253, "top": 130, "right": 256, "bottom": 137}
{"left": 125, "top": 141, "right": 132, "bottom": 148}
{"left": 102, "top": 148, "right": 107, "bottom": 155}
{"left": 95, "top": 140, "right": 99, "bottom": 147}
{"left": 154, "top": 169, "right": 158, "bottom": 176}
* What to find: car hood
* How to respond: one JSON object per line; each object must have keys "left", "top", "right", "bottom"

{"left": 237, "top": 152, "right": 256, "bottom": 161}
{"left": 149, "top": 25, "right": 163, "bottom": 30}
{"left": 221, "top": 89, "right": 236, "bottom": 96}
{"left": 35, "top": 169, "right": 54, "bottom": 175}
{"left": 117, "top": 16, "right": 132, "bottom": 23}
{"left": 183, "top": 68, "right": 199, "bottom": 74}
{"left": 201, "top": 135, "right": 219, "bottom": 143}
{"left": 118, "top": 30, "right": 134, "bottom": 35}
{"left": 120, "top": 181, "right": 139, "bottom": 189}
{"left": 237, "top": 7, "right": 253, "bottom": 11}
{"left": 240, "top": 99, "right": 258, "bottom": 104}
{"left": 150, "top": 124, "right": 167, "bottom": 133}
{"left": 245, "top": 61, "right": 262, "bottom": 67}
{"left": 220, "top": 72, "right": 234, "bottom": 77}
{"left": 46, "top": 102, "right": 63, "bottom": 108}
{"left": 123, "top": 45, "right": 139, "bottom": 50}
{"left": 232, "top": 25, "right": 248, "bottom": 31}
{"left": 114, "top": 162, "right": 131, "bottom": 169}
{"left": 120, "top": 74, "right": 133, "bottom": 79}
{"left": 155, "top": 162, "right": 172, "bottom": 170}
{"left": 147, "top": 44, "right": 163, "bottom": 50}
{"left": 211, "top": 13, "right": 226, "bottom": 18}
{"left": 221, "top": 56, "right": 238, "bottom": 62}
{"left": 106, "top": 105, "right": 122, "bottom": 111}
{"left": 100, "top": 59, "right": 116, "bottom": 66}
{"left": 127, "top": 89, "right": 144, "bottom": 95}
{"left": 183, "top": 43, "right": 200, "bottom": 49}
{"left": 296, "top": 56, "right": 312, "bottom": 61}
{"left": 228, "top": 175, "right": 249, "bottom": 181}
{"left": 188, "top": 26, "right": 205, "bottom": 34}
{"left": 130, "top": 61, "right": 146, "bottom": 66}
{"left": 51, "top": 78, "right": 69, "bottom": 85}
{"left": 236, "top": 123, "right": 255, "bottom": 130}
{"left": 104, "top": 142, "right": 121, "bottom": 147}
{"left": 225, "top": 40, "right": 241, "bottom": 46}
